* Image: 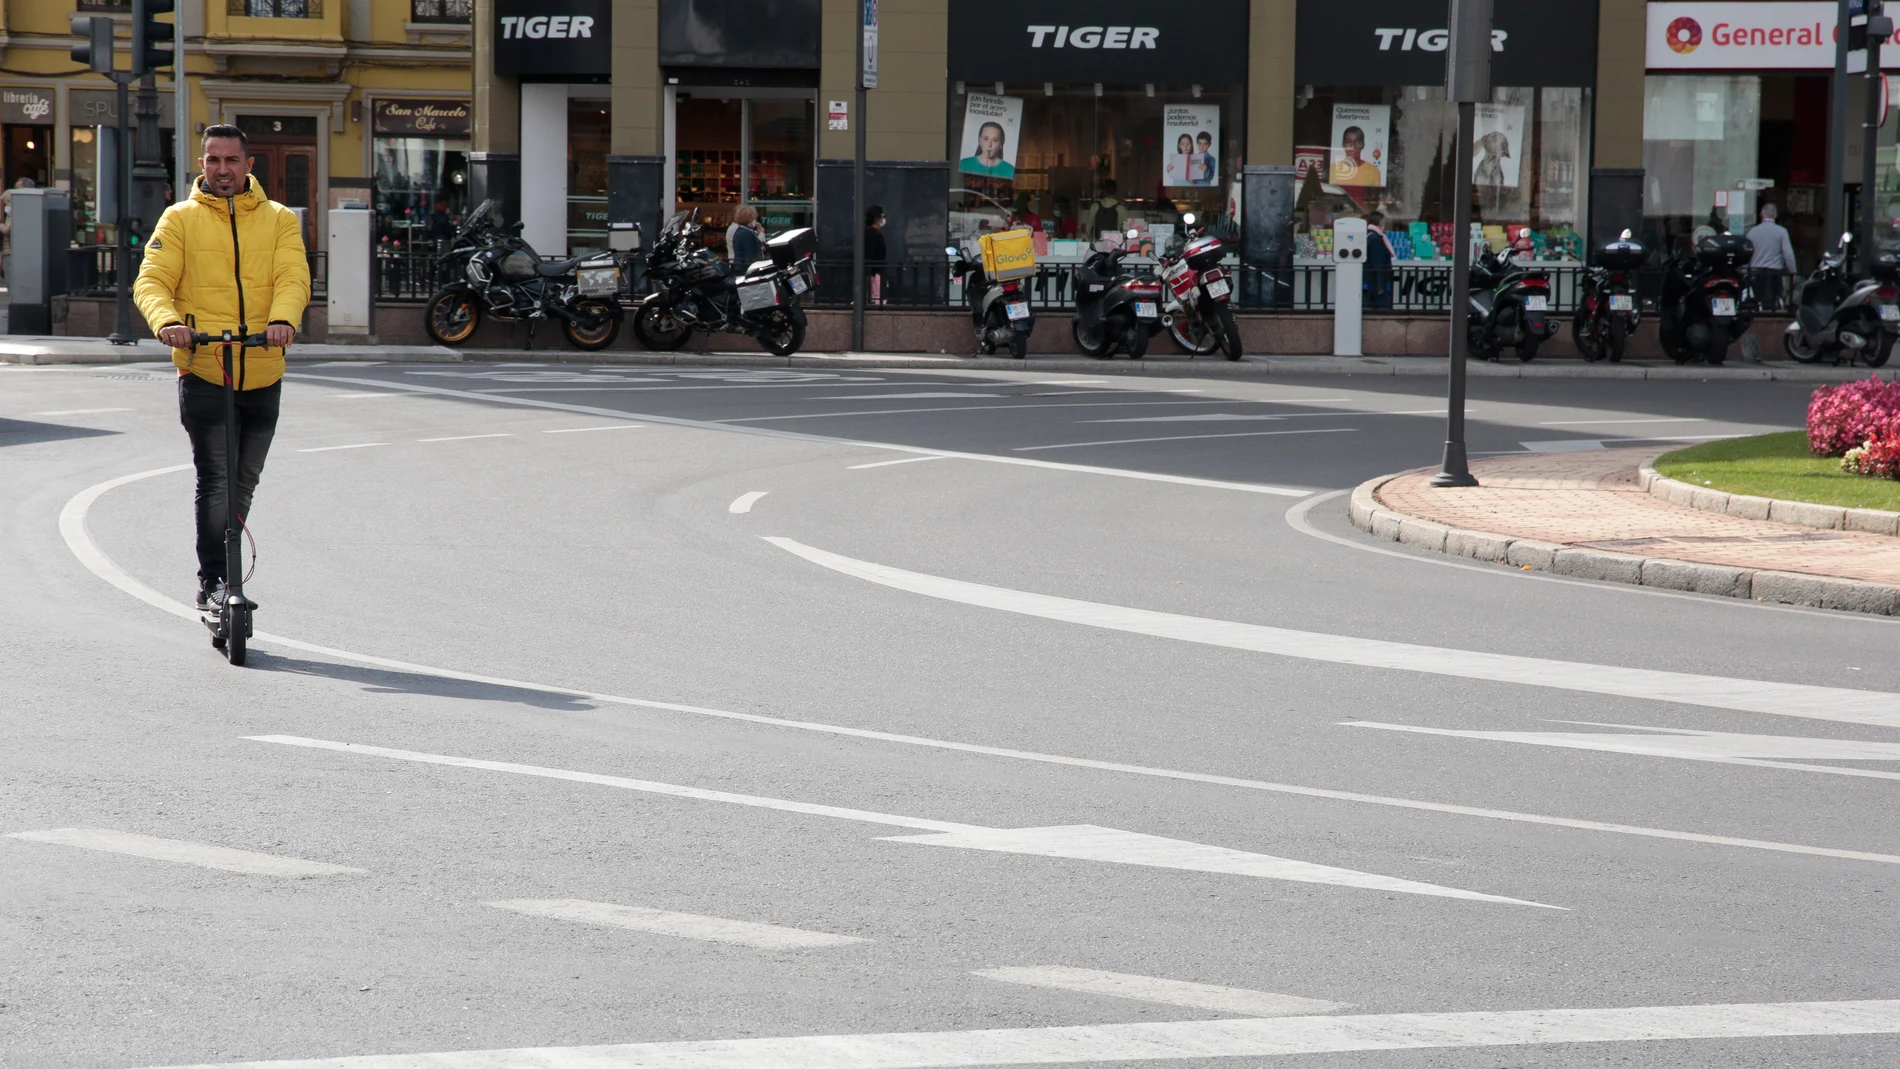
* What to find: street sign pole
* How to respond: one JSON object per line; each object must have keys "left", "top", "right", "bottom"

{"left": 109, "top": 74, "right": 136, "bottom": 345}
{"left": 1863, "top": 3, "right": 1893, "bottom": 263}
{"left": 851, "top": 0, "right": 877, "bottom": 353}
{"left": 1827, "top": 0, "right": 1852, "bottom": 248}
{"left": 1431, "top": 0, "right": 1492, "bottom": 488}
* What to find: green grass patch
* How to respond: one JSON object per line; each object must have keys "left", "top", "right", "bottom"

{"left": 1654, "top": 431, "right": 1900, "bottom": 511}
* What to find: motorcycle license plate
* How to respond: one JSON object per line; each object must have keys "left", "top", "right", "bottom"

{"left": 1711, "top": 297, "right": 1737, "bottom": 316}
{"left": 1608, "top": 294, "right": 1633, "bottom": 311}
{"left": 1134, "top": 302, "right": 1158, "bottom": 318}
{"left": 1523, "top": 295, "right": 1548, "bottom": 311}
{"left": 788, "top": 275, "right": 807, "bottom": 295}
{"left": 1204, "top": 278, "right": 1231, "bottom": 300}
{"left": 1881, "top": 304, "right": 1900, "bottom": 322}
{"left": 1006, "top": 301, "right": 1031, "bottom": 321}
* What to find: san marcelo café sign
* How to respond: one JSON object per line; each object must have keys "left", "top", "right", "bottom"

{"left": 372, "top": 99, "right": 470, "bottom": 137}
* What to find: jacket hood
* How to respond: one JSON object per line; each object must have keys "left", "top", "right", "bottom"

{"left": 191, "top": 174, "right": 265, "bottom": 212}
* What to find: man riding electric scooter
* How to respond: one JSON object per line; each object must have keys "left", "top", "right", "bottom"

{"left": 134, "top": 124, "right": 311, "bottom": 636}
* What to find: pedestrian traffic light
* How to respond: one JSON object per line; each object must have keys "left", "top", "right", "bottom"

{"left": 133, "top": 0, "right": 175, "bottom": 75}
{"left": 70, "top": 15, "right": 115, "bottom": 76}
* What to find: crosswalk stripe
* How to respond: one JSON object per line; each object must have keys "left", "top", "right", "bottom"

{"left": 7, "top": 829, "right": 361, "bottom": 877}
{"left": 975, "top": 966, "right": 1350, "bottom": 1017}
{"left": 487, "top": 899, "right": 865, "bottom": 949}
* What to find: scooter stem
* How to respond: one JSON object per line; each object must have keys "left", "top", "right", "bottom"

{"left": 220, "top": 338, "right": 245, "bottom": 604}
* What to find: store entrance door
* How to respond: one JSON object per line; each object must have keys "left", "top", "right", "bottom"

{"left": 238, "top": 117, "right": 318, "bottom": 246}
{"left": 668, "top": 90, "right": 814, "bottom": 255}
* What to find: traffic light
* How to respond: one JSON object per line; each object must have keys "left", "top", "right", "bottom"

{"left": 133, "top": 0, "right": 175, "bottom": 75}
{"left": 70, "top": 15, "right": 114, "bottom": 75}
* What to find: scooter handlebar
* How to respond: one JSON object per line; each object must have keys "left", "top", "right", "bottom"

{"left": 190, "top": 331, "right": 272, "bottom": 348}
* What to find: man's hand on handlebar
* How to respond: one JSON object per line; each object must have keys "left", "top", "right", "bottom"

{"left": 159, "top": 324, "right": 293, "bottom": 348}
{"left": 157, "top": 324, "right": 195, "bottom": 348}
{"left": 265, "top": 322, "right": 295, "bottom": 348}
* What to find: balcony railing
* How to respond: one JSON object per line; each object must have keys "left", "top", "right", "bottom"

{"left": 77, "top": 0, "right": 132, "bottom": 11}
{"left": 228, "top": 0, "right": 324, "bottom": 17}
{"left": 410, "top": 0, "right": 471, "bottom": 23}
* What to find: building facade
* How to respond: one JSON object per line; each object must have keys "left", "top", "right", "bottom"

{"left": 2, "top": 0, "right": 471, "bottom": 256}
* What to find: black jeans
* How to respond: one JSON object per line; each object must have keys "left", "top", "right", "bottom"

{"left": 1752, "top": 269, "right": 1785, "bottom": 313}
{"left": 178, "top": 375, "right": 280, "bottom": 585}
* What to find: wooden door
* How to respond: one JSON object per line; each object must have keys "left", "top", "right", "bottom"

{"left": 247, "top": 143, "right": 317, "bottom": 244}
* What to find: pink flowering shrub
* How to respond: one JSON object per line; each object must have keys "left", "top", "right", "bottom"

{"left": 1808, "top": 376, "right": 1900, "bottom": 457}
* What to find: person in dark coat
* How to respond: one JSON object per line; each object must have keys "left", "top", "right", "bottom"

{"left": 1364, "top": 211, "right": 1397, "bottom": 309}
{"left": 864, "top": 204, "right": 888, "bottom": 304}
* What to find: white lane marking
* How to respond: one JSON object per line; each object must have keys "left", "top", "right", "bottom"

{"left": 1346, "top": 720, "right": 1900, "bottom": 782}
{"left": 975, "top": 967, "right": 1351, "bottom": 1017}
{"left": 543, "top": 424, "right": 646, "bottom": 433}
{"left": 1519, "top": 439, "right": 1606, "bottom": 452}
{"left": 810, "top": 391, "right": 1005, "bottom": 399}
{"left": 1537, "top": 418, "right": 1707, "bottom": 425}
{"left": 729, "top": 491, "right": 768, "bottom": 514}
{"left": 486, "top": 899, "right": 865, "bottom": 949}
{"left": 7, "top": 829, "right": 361, "bottom": 877}
{"left": 288, "top": 375, "right": 1313, "bottom": 497}
{"left": 849, "top": 455, "right": 949, "bottom": 469}
{"left": 31, "top": 407, "right": 133, "bottom": 415}
{"left": 1014, "top": 428, "right": 1356, "bottom": 452}
{"left": 57, "top": 470, "right": 1900, "bottom": 867}
{"left": 1018, "top": 379, "right": 1109, "bottom": 385}
{"left": 723, "top": 400, "right": 1289, "bottom": 423}
{"left": 417, "top": 433, "right": 514, "bottom": 443}
{"left": 296, "top": 442, "right": 386, "bottom": 453}
{"left": 763, "top": 537, "right": 1900, "bottom": 728}
{"left": 123, "top": 999, "right": 1900, "bottom": 1068}
{"left": 1081, "top": 408, "right": 1447, "bottom": 425}
{"left": 324, "top": 392, "right": 403, "bottom": 399}
{"left": 248, "top": 736, "right": 1551, "bottom": 907}
{"left": 306, "top": 361, "right": 384, "bottom": 367}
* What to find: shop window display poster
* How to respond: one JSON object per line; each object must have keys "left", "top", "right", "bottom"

{"left": 959, "top": 93, "right": 1023, "bottom": 180}
{"left": 1472, "top": 104, "right": 1525, "bottom": 187}
{"left": 1330, "top": 105, "right": 1388, "bottom": 187}
{"left": 1162, "top": 105, "right": 1222, "bottom": 187}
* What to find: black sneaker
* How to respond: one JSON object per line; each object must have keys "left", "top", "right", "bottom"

{"left": 196, "top": 580, "right": 217, "bottom": 613}
{"left": 204, "top": 581, "right": 229, "bottom": 613}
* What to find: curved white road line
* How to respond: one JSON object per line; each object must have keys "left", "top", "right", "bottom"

{"left": 762, "top": 537, "right": 1900, "bottom": 728}
{"left": 729, "top": 491, "right": 768, "bottom": 514}
{"left": 59, "top": 468, "right": 1900, "bottom": 866}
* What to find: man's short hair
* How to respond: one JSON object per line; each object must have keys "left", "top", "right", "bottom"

{"left": 1761, "top": 203, "right": 1778, "bottom": 221}
{"left": 202, "top": 124, "right": 249, "bottom": 155}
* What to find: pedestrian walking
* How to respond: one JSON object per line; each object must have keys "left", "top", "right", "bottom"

{"left": 864, "top": 204, "right": 888, "bottom": 304}
{"left": 726, "top": 204, "right": 764, "bottom": 273}
{"left": 1745, "top": 203, "right": 1798, "bottom": 313}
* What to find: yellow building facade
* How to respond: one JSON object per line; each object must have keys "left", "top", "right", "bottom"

{"left": 0, "top": 0, "right": 471, "bottom": 254}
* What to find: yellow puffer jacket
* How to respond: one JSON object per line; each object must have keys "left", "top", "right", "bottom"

{"left": 133, "top": 174, "right": 311, "bottom": 389}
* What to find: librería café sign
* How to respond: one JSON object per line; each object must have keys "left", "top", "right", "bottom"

{"left": 372, "top": 99, "right": 471, "bottom": 137}
{"left": 0, "top": 87, "right": 53, "bottom": 125}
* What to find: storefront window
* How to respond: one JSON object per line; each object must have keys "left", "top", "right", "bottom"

{"left": 371, "top": 99, "right": 471, "bottom": 252}
{"left": 944, "top": 83, "right": 1244, "bottom": 258}
{"left": 1291, "top": 85, "right": 1592, "bottom": 267}
{"left": 567, "top": 98, "right": 610, "bottom": 253}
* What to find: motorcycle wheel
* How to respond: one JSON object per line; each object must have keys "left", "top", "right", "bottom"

{"left": 758, "top": 310, "right": 805, "bottom": 357}
{"left": 1705, "top": 339, "right": 1729, "bottom": 366}
{"left": 1007, "top": 329, "right": 1029, "bottom": 360}
{"left": 1871, "top": 330, "right": 1896, "bottom": 369}
{"left": 634, "top": 303, "right": 692, "bottom": 352}
{"left": 1783, "top": 327, "right": 1824, "bottom": 364}
{"left": 562, "top": 299, "right": 621, "bottom": 351}
{"left": 1573, "top": 308, "right": 1600, "bottom": 362}
{"left": 1072, "top": 318, "right": 1112, "bottom": 359}
{"left": 1122, "top": 315, "right": 1149, "bottom": 360}
{"left": 1214, "top": 304, "right": 1243, "bottom": 361}
{"left": 1606, "top": 316, "right": 1627, "bottom": 363}
{"left": 1516, "top": 336, "right": 1540, "bottom": 362}
{"left": 424, "top": 289, "right": 480, "bottom": 347}
{"left": 1168, "top": 312, "right": 1220, "bottom": 355}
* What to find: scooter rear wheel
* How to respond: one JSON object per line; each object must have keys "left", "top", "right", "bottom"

{"left": 1871, "top": 331, "right": 1895, "bottom": 369}
{"left": 1072, "top": 318, "right": 1112, "bottom": 358}
{"left": 1783, "top": 329, "right": 1824, "bottom": 364}
{"left": 1122, "top": 315, "right": 1149, "bottom": 360}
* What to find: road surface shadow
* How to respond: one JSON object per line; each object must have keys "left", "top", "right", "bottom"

{"left": 247, "top": 650, "right": 596, "bottom": 711}
{"left": 0, "top": 419, "right": 117, "bottom": 448}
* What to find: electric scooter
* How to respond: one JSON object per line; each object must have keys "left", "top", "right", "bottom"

{"left": 191, "top": 327, "right": 270, "bottom": 666}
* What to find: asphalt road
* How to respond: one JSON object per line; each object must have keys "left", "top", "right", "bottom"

{"left": 5, "top": 359, "right": 1900, "bottom": 1069}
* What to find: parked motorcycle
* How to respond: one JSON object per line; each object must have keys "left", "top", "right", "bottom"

{"left": 1572, "top": 230, "right": 1645, "bottom": 363}
{"left": 1783, "top": 232, "right": 1899, "bottom": 368}
{"left": 423, "top": 199, "right": 626, "bottom": 351}
{"left": 632, "top": 210, "right": 817, "bottom": 356}
{"left": 1156, "top": 212, "right": 1241, "bottom": 359}
{"left": 945, "top": 242, "right": 1033, "bottom": 358}
{"left": 1658, "top": 232, "right": 1753, "bottom": 365}
{"left": 1071, "top": 228, "right": 1162, "bottom": 359}
{"left": 1467, "top": 237, "right": 1556, "bottom": 362}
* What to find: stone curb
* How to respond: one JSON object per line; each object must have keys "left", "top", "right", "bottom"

{"left": 1351, "top": 471, "right": 1900, "bottom": 616}
{"left": 1638, "top": 462, "right": 1900, "bottom": 537}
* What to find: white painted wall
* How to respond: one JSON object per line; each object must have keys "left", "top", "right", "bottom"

{"left": 519, "top": 84, "right": 569, "bottom": 259}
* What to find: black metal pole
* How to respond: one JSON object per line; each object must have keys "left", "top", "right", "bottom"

{"left": 851, "top": 20, "right": 867, "bottom": 352}
{"left": 1827, "top": 0, "right": 1852, "bottom": 249}
{"left": 109, "top": 76, "right": 135, "bottom": 344}
{"left": 1431, "top": 100, "right": 1479, "bottom": 488}
{"left": 1863, "top": 34, "right": 1886, "bottom": 266}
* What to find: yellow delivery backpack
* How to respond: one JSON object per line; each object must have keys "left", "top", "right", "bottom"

{"left": 979, "top": 227, "right": 1037, "bottom": 282}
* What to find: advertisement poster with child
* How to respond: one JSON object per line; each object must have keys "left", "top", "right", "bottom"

{"left": 959, "top": 93, "right": 1023, "bottom": 179}
{"left": 1162, "top": 105, "right": 1221, "bottom": 187}
{"left": 1329, "top": 104, "right": 1389, "bottom": 187}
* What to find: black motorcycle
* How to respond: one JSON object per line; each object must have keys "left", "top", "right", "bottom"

{"left": 1467, "top": 239, "right": 1556, "bottom": 362}
{"left": 423, "top": 199, "right": 625, "bottom": 351}
{"left": 631, "top": 210, "right": 817, "bottom": 356}
{"left": 1658, "top": 233, "right": 1753, "bottom": 365}
{"left": 1071, "top": 229, "right": 1162, "bottom": 359}
{"left": 1783, "top": 231, "right": 1899, "bottom": 368}
{"left": 1572, "top": 230, "right": 1645, "bottom": 363}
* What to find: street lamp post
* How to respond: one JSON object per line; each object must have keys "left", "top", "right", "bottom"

{"left": 1862, "top": 3, "right": 1893, "bottom": 262}
{"left": 1430, "top": 0, "right": 1493, "bottom": 489}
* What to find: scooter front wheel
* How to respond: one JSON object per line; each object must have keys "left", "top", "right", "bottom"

{"left": 223, "top": 606, "right": 247, "bottom": 666}
{"left": 1072, "top": 318, "right": 1112, "bottom": 358}
{"left": 1783, "top": 328, "right": 1824, "bottom": 364}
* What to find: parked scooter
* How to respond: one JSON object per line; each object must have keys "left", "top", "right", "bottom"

{"left": 1156, "top": 212, "right": 1241, "bottom": 359}
{"left": 1783, "top": 232, "right": 1899, "bottom": 368}
{"left": 1467, "top": 236, "right": 1557, "bottom": 362}
{"left": 1572, "top": 230, "right": 1645, "bottom": 363}
{"left": 945, "top": 241, "right": 1033, "bottom": 358}
{"left": 1071, "top": 228, "right": 1162, "bottom": 359}
{"left": 1658, "top": 232, "right": 1753, "bottom": 365}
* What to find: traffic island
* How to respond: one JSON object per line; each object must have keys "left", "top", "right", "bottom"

{"left": 1350, "top": 447, "right": 1900, "bottom": 616}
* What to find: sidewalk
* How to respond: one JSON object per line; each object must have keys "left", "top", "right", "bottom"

{"left": 1353, "top": 447, "right": 1900, "bottom": 615}
{"left": 0, "top": 332, "right": 1890, "bottom": 381}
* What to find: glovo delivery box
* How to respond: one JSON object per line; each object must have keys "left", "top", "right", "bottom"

{"left": 979, "top": 227, "right": 1037, "bottom": 282}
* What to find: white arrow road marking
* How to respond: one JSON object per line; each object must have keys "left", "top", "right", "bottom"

{"left": 763, "top": 537, "right": 1900, "bottom": 728}
{"left": 124, "top": 999, "right": 1900, "bottom": 1068}
{"left": 7, "top": 829, "right": 361, "bottom": 878}
{"left": 247, "top": 736, "right": 1557, "bottom": 908}
{"left": 729, "top": 491, "right": 768, "bottom": 514}
{"left": 486, "top": 900, "right": 865, "bottom": 949}
{"left": 1347, "top": 720, "right": 1900, "bottom": 782}
{"left": 56, "top": 468, "right": 1900, "bottom": 868}
{"left": 974, "top": 967, "right": 1351, "bottom": 1017}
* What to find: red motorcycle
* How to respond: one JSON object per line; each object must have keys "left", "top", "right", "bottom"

{"left": 1157, "top": 211, "right": 1242, "bottom": 360}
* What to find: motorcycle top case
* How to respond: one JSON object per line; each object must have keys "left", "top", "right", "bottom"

{"left": 766, "top": 227, "right": 818, "bottom": 267}
{"left": 979, "top": 228, "right": 1037, "bottom": 282}
{"left": 1183, "top": 235, "right": 1228, "bottom": 271}
{"left": 1596, "top": 239, "right": 1647, "bottom": 270}
{"left": 1695, "top": 233, "right": 1753, "bottom": 270}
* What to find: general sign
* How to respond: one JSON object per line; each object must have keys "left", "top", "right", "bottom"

{"left": 1646, "top": 2, "right": 1900, "bottom": 69}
